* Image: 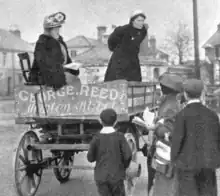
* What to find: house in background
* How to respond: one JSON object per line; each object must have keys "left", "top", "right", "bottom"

{"left": 67, "top": 24, "right": 169, "bottom": 83}
{"left": 66, "top": 35, "right": 100, "bottom": 58}
{"left": 202, "top": 23, "right": 220, "bottom": 85}
{"left": 0, "top": 28, "right": 34, "bottom": 96}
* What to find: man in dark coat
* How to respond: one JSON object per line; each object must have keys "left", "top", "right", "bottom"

{"left": 104, "top": 10, "right": 148, "bottom": 82}
{"left": 171, "top": 79, "right": 220, "bottom": 196}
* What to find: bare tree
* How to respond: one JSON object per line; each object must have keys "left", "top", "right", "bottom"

{"left": 161, "top": 21, "right": 193, "bottom": 65}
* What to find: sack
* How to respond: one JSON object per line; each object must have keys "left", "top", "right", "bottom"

{"left": 155, "top": 141, "right": 171, "bottom": 161}
{"left": 126, "top": 161, "right": 141, "bottom": 178}
{"left": 151, "top": 141, "right": 174, "bottom": 178}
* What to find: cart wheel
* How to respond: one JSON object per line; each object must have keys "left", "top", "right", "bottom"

{"left": 53, "top": 151, "right": 74, "bottom": 183}
{"left": 13, "top": 130, "right": 43, "bottom": 196}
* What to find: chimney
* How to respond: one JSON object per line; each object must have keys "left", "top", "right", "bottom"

{"left": 149, "top": 35, "right": 156, "bottom": 53}
{"left": 139, "top": 32, "right": 149, "bottom": 56}
{"left": 97, "top": 26, "right": 107, "bottom": 42}
{"left": 112, "top": 25, "right": 117, "bottom": 30}
{"left": 10, "top": 29, "right": 21, "bottom": 38}
{"left": 218, "top": 23, "right": 220, "bottom": 31}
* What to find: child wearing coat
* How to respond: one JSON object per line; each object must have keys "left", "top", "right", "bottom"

{"left": 87, "top": 108, "right": 132, "bottom": 196}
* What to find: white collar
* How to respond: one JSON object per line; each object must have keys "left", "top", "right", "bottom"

{"left": 100, "top": 126, "right": 116, "bottom": 134}
{"left": 187, "top": 99, "right": 201, "bottom": 105}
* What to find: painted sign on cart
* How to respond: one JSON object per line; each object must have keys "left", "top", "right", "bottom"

{"left": 14, "top": 80, "right": 128, "bottom": 118}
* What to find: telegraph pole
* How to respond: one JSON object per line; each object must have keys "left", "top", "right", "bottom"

{"left": 193, "top": 0, "right": 201, "bottom": 79}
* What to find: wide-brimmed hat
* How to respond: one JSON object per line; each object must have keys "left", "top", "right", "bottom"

{"left": 159, "top": 74, "right": 183, "bottom": 93}
{"left": 43, "top": 12, "right": 66, "bottom": 28}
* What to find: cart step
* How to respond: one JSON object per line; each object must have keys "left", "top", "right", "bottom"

{"left": 50, "top": 165, "right": 94, "bottom": 170}
{"left": 31, "top": 143, "right": 89, "bottom": 150}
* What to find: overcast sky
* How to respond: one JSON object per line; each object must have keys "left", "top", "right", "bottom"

{"left": 0, "top": 0, "right": 219, "bottom": 51}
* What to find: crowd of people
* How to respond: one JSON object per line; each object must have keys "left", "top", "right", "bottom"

{"left": 27, "top": 10, "right": 220, "bottom": 196}
{"left": 87, "top": 75, "right": 220, "bottom": 196}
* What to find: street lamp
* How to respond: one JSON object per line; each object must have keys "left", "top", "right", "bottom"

{"left": 192, "top": 0, "right": 201, "bottom": 79}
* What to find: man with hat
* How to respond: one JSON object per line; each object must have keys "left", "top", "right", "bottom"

{"left": 146, "top": 73, "right": 183, "bottom": 196}
{"left": 171, "top": 79, "right": 220, "bottom": 196}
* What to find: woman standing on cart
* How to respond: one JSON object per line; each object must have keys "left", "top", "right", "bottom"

{"left": 29, "top": 12, "right": 80, "bottom": 90}
{"left": 104, "top": 10, "right": 148, "bottom": 82}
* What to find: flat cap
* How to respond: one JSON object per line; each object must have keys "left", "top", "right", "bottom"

{"left": 183, "top": 79, "right": 204, "bottom": 96}
{"left": 159, "top": 74, "right": 183, "bottom": 92}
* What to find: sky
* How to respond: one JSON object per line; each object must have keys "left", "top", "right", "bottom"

{"left": 0, "top": 0, "right": 219, "bottom": 57}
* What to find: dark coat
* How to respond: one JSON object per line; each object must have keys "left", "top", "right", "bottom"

{"left": 149, "top": 93, "right": 180, "bottom": 196}
{"left": 171, "top": 102, "right": 220, "bottom": 170}
{"left": 104, "top": 24, "right": 147, "bottom": 82}
{"left": 155, "top": 93, "right": 180, "bottom": 142}
{"left": 29, "top": 34, "right": 79, "bottom": 90}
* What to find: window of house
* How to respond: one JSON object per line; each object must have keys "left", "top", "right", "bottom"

{"left": 2, "top": 52, "right": 7, "bottom": 67}
{"left": 215, "top": 47, "right": 220, "bottom": 58}
{"left": 14, "top": 53, "right": 21, "bottom": 69}
{"left": 18, "top": 73, "right": 23, "bottom": 84}
{"left": 214, "top": 62, "right": 220, "bottom": 85}
{"left": 153, "top": 67, "right": 160, "bottom": 81}
{"left": 7, "top": 77, "right": 12, "bottom": 96}
{"left": 70, "top": 50, "right": 77, "bottom": 58}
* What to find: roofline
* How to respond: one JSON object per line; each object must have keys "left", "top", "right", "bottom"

{"left": 66, "top": 35, "right": 95, "bottom": 48}
{"left": 68, "top": 45, "right": 94, "bottom": 49}
{"left": 0, "top": 48, "right": 33, "bottom": 53}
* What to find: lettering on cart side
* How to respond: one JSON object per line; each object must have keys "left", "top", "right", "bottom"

{"left": 27, "top": 103, "right": 71, "bottom": 115}
{"left": 18, "top": 85, "right": 121, "bottom": 102}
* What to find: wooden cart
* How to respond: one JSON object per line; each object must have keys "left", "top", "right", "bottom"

{"left": 13, "top": 79, "right": 158, "bottom": 196}
{"left": 13, "top": 53, "right": 159, "bottom": 196}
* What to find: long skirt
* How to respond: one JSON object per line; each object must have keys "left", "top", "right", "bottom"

{"left": 152, "top": 171, "right": 179, "bottom": 196}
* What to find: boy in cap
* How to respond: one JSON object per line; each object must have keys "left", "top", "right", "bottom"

{"left": 87, "top": 108, "right": 132, "bottom": 196}
{"left": 171, "top": 79, "right": 220, "bottom": 196}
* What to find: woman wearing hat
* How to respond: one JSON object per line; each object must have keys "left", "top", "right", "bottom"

{"left": 29, "top": 12, "right": 80, "bottom": 90}
{"left": 146, "top": 74, "right": 183, "bottom": 196}
{"left": 104, "top": 10, "right": 148, "bottom": 82}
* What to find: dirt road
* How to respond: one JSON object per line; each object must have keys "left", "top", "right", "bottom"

{"left": 0, "top": 125, "right": 148, "bottom": 196}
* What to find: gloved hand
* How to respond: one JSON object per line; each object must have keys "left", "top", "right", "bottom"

{"left": 141, "top": 143, "right": 148, "bottom": 157}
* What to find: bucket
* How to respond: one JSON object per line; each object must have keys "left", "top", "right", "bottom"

{"left": 126, "top": 161, "right": 142, "bottom": 178}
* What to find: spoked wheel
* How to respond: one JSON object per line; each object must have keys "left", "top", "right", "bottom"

{"left": 13, "top": 130, "right": 43, "bottom": 196}
{"left": 52, "top": 151, "right": 74, "bottom": 183}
